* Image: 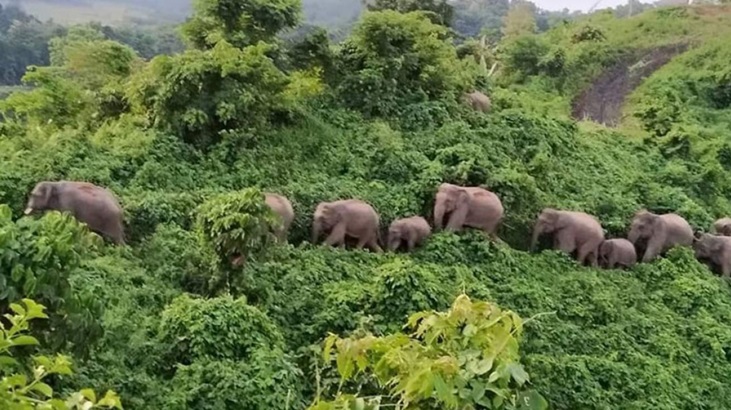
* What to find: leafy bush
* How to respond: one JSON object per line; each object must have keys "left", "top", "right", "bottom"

{"left": 312, "top": 294, "right": 548, "bottom": 410}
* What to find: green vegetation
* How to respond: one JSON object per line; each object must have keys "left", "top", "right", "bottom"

{"left": 3, "top": 0, "right": 731, "bottom": 409}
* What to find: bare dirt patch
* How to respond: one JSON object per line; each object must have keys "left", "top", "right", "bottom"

{"left": 571, "top": 43, "right": 688, "bottom": 126}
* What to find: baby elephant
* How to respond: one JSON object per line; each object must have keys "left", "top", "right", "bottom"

{"left": 24, "top": 180, "right": 125, "bottom": 245}
{"left": 693, "top": 233, "right": 731, "bottom": 277}
{"left": 265, "top": 193, "right": 294, "bottom": 241}
{"left": 598, "top": 239, "right": 637, "bottom": 269}
{"left": 387, "top": 216, "right": 431, "bottom": 252}
{"left": 312, "top": 199, "right": 382, "bottom": 252}
{"left": 712, "top": 218, "right": 731, "bottom": 237}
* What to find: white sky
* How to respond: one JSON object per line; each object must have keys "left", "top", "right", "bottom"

{"left": 531, "top": 0, "right": 640, "bottom": 12}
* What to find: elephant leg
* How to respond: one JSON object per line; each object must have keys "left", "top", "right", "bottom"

{"left": 446, "top": 204, "right": 469, "bottom": 232}
{"left": 576, "top": 243, "right": 594, "bottom": 266}
{"left": 722, "top": 258, "right": 731, "bottom": 278}
{"left": 643, "top": 237, "right": 664, "bottom": 263}
{"left": 324, "top": 223, "right": 347, "bottom": 248}
{"left": 554, "top": 229, "right": 576, "bottom": 255}
{"left": 367, "top": 235, "right": 383, "bottom": 253}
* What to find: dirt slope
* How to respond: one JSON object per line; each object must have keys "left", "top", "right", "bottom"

{"left": 571, "top": 43, "right": 688, "bottom": 126}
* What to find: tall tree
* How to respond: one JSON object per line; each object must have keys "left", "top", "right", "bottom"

{"left": 501, "top": 1, "right": 537, "bottom": 40}
{"left": 363, "top": 0, "right": 454, "bottom": 26}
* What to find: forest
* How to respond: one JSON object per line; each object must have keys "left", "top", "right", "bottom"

{"left": 3, "top": 0, "right": 731, "bottom": 409}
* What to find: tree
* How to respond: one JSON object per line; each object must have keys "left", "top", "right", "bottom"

{"left": 181, "top": 0, "right": 302, "bottom": 50}
{"left": 333, "top": 10, "right": 464, "bottom": 116}
{"left": 127, "top": 40, "right": 289, "bottom": 149}
{"left": 364, "top": 0, "right": 454, "bottom": 26}
{"left": 501, "top": 1, "right": 537, "bottom": 40}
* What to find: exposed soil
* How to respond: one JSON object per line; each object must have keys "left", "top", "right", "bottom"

{"left": 571, "top": 43, "right": 689, "bottom": 126}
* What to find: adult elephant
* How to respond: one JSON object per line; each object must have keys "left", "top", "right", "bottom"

{"left": 462, "top": 91, "right": 491, "bottom": 113}
{"left": 387, "top": 216, "right": 432, "bottom": 252}
{"left": 265, "top": 193, "right": 294, "bottom": 241}
{"left": 312, "top": 199, "right": 382, "bottom": 252}
{"left": 433, "top": 183, "right": 504, "bottom": 239}
{"left": 530, "top": 208, "right": 604, "bottom": 267}
{"left": 712, "top": 217, "right": 731, "bottom": 236}
{"left": 24, "top": 180, "right": 125, "bottom": 245}
{"left": 693, "top": 233, "right": 731, "bottom": 277}
{"left": 627, "top": 210, "right": 693, "bottom": 263}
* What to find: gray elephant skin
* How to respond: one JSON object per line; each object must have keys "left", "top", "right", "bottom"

{"left": 628, "top": 210, "right": 693, "bottom": 263}
{"left": 387, "top": 216, "right": 431, "bottom": 252}
{"left": 531, "top": 208, "right": 604, "bottom": 266}
{"left": 693, "top": 233, "right": 731, "bottom": 277}
{"left": 462, "top": 91, "right": 491, "bottom": 113}
{"left": 712, "top": 217, "right": 731, "bottom": 236}
{"left": 598, "top": 238, "right": 637, "bottom": 269}
{"left": 433, "top": 183, "right": 504, "bottom": 238}
{"left": 312, "top": 199, "right": 382, "bottom": 252}
{"left": 24, "top": 181, "right": 125, "bottom": 245}
{"left": 265, "top": 193, "right": 294, "bottom": 241}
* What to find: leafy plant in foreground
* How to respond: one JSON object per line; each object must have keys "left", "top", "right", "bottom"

{"left": 0, "top": 299, "right": 122, "bottom": 410}
{"left": 311, "top": 294, "right": 548, "bottom": 410}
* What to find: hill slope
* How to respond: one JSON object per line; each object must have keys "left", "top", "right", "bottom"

{"left": 2, "top": 3, "right": 731, "bottom": 410}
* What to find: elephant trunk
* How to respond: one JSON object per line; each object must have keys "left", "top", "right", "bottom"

{"left": 434, "top": 202, "right": 446, "bottom": 230}
{"left": 530, "top": 223, "right": 543, "bottom": 252}
{"left": 627, "top": 228, "right": 639, "bottom": 244}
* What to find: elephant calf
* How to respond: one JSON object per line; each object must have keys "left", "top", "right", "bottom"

{"left": 24, "top": 180, "right": 125, "bottom": 245}
{"left": 265, "top": 193, "right": 294, "bottom": 241}
{"left": 693, "top": 233, "right": 731, "bottom": 277}
{"left": 462, "top": 91, "right": 491, "bottom": 113}
{"left": 598, "top": 238, "right": 637, "bottom": 269}
{"left": 387, "top": 216, "right": 431, "bottom": 252}
{"left": 531, "top": 208, "right": 604, "bottom": 267}
{"left": 312, "top": 199, "right": 382, "bottom": 252}
{"left": 712, "top": 217, "right": 731, "bottom": 237}
{"left": 628, "top": 210, "right": 693, "bottom": 263}
{"left": 433, "top": 183, "right": 504, "bottom": 239}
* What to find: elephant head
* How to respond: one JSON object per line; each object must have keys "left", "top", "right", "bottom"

{"left": 531, "top": 208, "right": 564, "bottom": 251}
{"left": 712, "top": 219, "right": 731, "bottom": 236}
{"left": 598, "top": 240, "right": 614, "bottom": 266}
{"left": 312, "top": 202, "right": 340, "bottom": 242}
{"left": 627, "top": 210, "right": 658, "bottom": 244}
{"left": 433, "top": 184, "right": 469, "bottom": 230}
{"left": 387, "top": 224, "right": 404, "bottom": 252}
{"left": 24, "top": 182, "right": 55, "bottom": 214}
{"left": 693, "top": 233, "right": 724, "bottom": 259}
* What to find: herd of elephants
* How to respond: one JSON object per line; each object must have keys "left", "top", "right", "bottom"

{"left": 21, "top": 180, "right": 731, "bottom": 277}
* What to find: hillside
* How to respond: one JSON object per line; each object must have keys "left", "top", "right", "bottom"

{"left": 2, "top": 2, "right": 731, "bottom": 410}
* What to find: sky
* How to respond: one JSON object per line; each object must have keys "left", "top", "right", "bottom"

{"left": 531, "top": 0, "right": 640, "bottom": 12}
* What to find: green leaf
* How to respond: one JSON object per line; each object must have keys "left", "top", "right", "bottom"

{"left": 471, "top": 382, "right": 486, "bottom": 402}
{"left": 10, "top": 303, "right": 25, "bottom": 316}
{"left": 97, "top": 390, "right": 123, "bottom": 409}
{"left": 81, "top": 388, "right": 97, "bottom": 403}
{"left": 507, "top": 363, "right": 530, "bottom": 386}
{"left": 516, "top": 390, "right": 548, "bottom": 410}
{"left": 433, "top": 374, "right": 451, "bottom": 401}
{"left": 0, "top": 355, "right": 19, "bottom": 367}
{"left": 474, "top": 358, "right": 494, "bottom": 375}
{"left": 31, "top": 382, "right": 54, "bottom": 398}
{"left": 11, "top": 335, "right": 40, "bottom": 346}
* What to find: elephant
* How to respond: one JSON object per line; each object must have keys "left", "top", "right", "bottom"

{"left": 387, "top": 216, "right": 432, "bottom": 252}
{"left": 433, "top": 183, "right": 504, "bottom": 239}
{"left": 712, "top": 217, "right": 731, "bottom": 236}
{"left": 693, "top": 233, "right": 731, "bottom": 277}
{"left": 265, "top": 193, "right": 294, "bottom": 241}
{"left": 598, "top": 238, "right": 637, "bottom": 269}
{"left": 312, "top": 199, "right": 382, "bottom": 252}
{"left": 530, "top": 208, "right": 604, "bottom": 267}
{"left": 461, "top": 91, "right": 491, "bottom": 113}
{"left": 627, "top": 210, "right": 693, "bottom": 263}
{"left": 24, "top": 180, "right": 125, "bottom": 245}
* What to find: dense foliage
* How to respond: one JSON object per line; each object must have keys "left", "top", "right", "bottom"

{"left": 2, "top": 1, "right": 731, "bottom": 410}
